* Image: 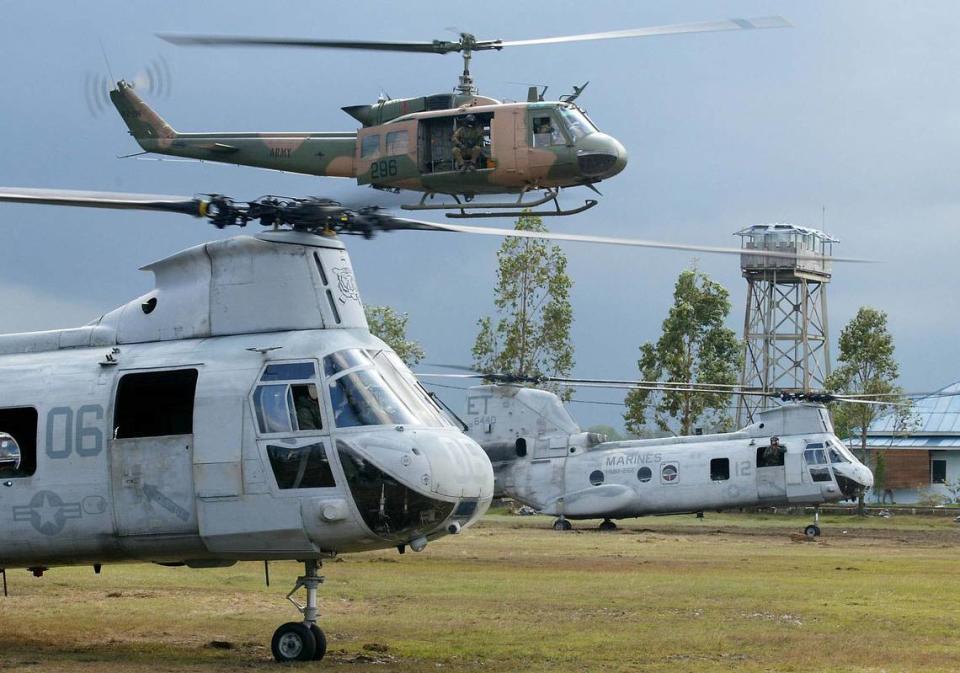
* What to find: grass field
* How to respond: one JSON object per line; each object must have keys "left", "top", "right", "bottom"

{"left": 2, "top": 511, "right": 960, "bottom": 672}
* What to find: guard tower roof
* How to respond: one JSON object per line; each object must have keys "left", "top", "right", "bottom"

{"left": 734, "top": 223, "right": 839, "bottom": 243}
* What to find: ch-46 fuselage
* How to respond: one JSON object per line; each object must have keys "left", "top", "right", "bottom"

{"left": 464, "top": 385, "right": 873, "bottom": 524}
{"left": 0, "top": 232, "right": 493, "bottom": 571}
{"left": 110, "top": 82, "right": 627, "bottom": 200}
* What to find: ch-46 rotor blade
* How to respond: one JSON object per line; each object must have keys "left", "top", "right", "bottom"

{"left": 498, "top": 16, "right": 791, "bottom": 48}
{"left": 405, "top": 220, "right": 874, "bottom": 263}
{"left": 0, "top": 187, "right": 206, "bottom": 217}
{"left": 158, "top": 34, "right": 471, "bottom": 54}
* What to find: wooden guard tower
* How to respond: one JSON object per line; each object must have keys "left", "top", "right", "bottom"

{"left": 735, "top": 224, "right": 836, "bottom": 426}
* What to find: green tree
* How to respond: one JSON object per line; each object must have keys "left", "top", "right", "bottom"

{"left": 624, "top": 268, "right": 741, "bottom": 436}
{"left": 826, "top": 307, "right": 903, "bottom": 514}
{"left": 472, "top": 213, "right": 574, "bottom": 400}
{"left": 826, "top": 308, "right": 902, "bottom": 454}
{"left": 364, "top": 305, "right": 425, "bottom": 366}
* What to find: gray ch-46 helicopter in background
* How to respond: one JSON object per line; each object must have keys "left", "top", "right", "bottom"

{"left": 0, "top": 186, "right": 866, "bottom": 662}
{"left": 108, "top": 16, "right": 789, "bottom": 218}
{"left": 420, "top": 374, "right": 877, "bottom": 537}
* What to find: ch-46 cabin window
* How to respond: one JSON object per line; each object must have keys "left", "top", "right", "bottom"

{"left": 385, "top": 130, "right": 409, "bottom": 155}
{"left": 114, "top": 369, "right": 198, "bottom": 439}
{"left": 267, "top": 442, "right": 336, "bottom": 489}
{"left": 710, "top": 458, "right": 730, "bottom": 481}
{"left": 0, "top": 408, "right": 38, "bottom": 478}
{"left": 757, "top": 443, "right": 785, "bottom": 468}
{"left": 252, "top": 362, "right": 324, "bottom": 435}
{"left": 361, "top": 134, "right": 380, "bottom": 159}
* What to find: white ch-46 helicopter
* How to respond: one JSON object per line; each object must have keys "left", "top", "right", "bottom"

{"left": 424, "top": 375, "right": 876, "bottom": 536}
{"left": 0, "top": 186, "right": 865, "bottom": 662}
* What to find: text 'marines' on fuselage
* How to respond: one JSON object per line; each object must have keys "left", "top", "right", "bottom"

{"left": 112, "top": 16, "right": 789, "bottom": 217}
{"left": 462, "top": 384, "right": 873, "bottom": 535}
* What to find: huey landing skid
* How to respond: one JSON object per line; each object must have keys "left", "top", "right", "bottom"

{"left": 401, "top": 186, "right": 598, "bottom": 219}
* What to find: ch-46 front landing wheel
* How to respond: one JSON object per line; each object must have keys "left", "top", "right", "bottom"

{"left": 804, "top": 524, "right": 821, "bottom": 538}
{"left": 271, "top": 622, "right": 317, "bottom": 662}
{"left": 553, "top": 518, "right": 572, "bottom": 531}
{"left": 309, "top": 624, "right": 328, "bottom": 661}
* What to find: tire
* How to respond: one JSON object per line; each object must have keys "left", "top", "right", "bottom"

{"left": 804, "top": 524, "right": 821, "bottom": 538}
{"left": 309, "top": 624, "right": 327, "bottom": 661}
{"left": 598, "top": 520, "right": 618, "bottom": 532}
{"left": 271, "top": 622, "right": 317, "bottom": 662}
{"left": 553, "top": 518, "right": 572, "bottom": 531}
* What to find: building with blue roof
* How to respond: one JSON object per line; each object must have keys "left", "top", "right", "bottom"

{"left": 860, "top": 381, "right": 960, "bottom": 504}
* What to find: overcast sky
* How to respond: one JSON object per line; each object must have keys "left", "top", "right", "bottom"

{"left": 1, "top": 0, "right": 957, "bottom": 431}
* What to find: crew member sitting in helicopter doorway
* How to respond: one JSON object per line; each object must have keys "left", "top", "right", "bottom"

{"left": 452, "top": 114, "right": 485, "bottom": 170}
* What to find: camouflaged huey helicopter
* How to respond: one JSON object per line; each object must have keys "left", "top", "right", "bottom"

{"left": 436, "top": 376, "right": 876, "bottom": 537}
{"left": 111, "top": 16, "right": 790, "bottom": 218}
{"left": 0, "top": 184, "right": 846, "bottom": 662}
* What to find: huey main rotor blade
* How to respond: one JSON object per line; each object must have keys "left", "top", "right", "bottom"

{"left": 157, "top": 34, "right": 473, "bottom": 54}
{"left": 498, "top": 16, "right": 791, "bottom": 48}
{"left": 406, "top": 219, "right": 874, "bottom": 263}
{"left": 0, "top": 187, "right": 205, "bottom": 217}
{"left": 159, "top": 16, "right": 788, "bottom": 55}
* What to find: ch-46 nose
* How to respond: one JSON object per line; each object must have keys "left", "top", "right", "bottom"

{"left": 832, "top": 460, "right": 874, "bottom": 499}
{"left": 576, "top": 133, "right": 628, "bottom": 180}
{"left": 333, "top": 428, "right": 494, "bottom": 547}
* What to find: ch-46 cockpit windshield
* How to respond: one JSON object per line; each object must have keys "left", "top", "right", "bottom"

{"left": 559, "top": 106, "right": 597, "bottom": 140}
{"left": 324, "top": 349, "right": 454, "bottom": 429}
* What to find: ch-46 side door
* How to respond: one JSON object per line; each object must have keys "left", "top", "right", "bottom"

{"left": 785, "top": 449, "right": 820, "bottom": 502}
{"left": 109, "top": 368, "right": 199, "bottom": 539}
{"left": 524, "top": 433, "right": 569, "bottom": 512}
{"left": 356, "top": 121, "right": 418, "bottom": 188}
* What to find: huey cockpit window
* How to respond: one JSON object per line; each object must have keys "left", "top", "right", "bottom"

{"left": 267, "top": 442, "right": 336, "bottom": 489}
{"left": 114, "top": 369, "right": 198, "bottom": 439}
{"left": 385, "top": 130, "right": 409, "bottom": 155}
{"left": 559, "top": 106, "right": 596, "bottom": 140}
{"left": 532, "top": 115, "right": 565, "bottom": 147}
{"left": 252, "top": 362, "right": 324, "bottom": 435}
{"left": 361, "top": 134, "right": 380, "bottom": 159}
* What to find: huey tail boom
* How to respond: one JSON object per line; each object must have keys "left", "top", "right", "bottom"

{"left": 110, "top": 81, "right": 358, "bottom": 178}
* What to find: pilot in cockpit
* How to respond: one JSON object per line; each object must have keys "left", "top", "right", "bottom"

{"left": 533, "top": 116, "right": 562, "bottom": 147}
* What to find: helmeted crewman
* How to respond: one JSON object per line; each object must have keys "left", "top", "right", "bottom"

{"left": 452, "top": 114, "right": 485, "bottom": 170}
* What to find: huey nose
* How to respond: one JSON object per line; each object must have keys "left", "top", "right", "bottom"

{"left": 576, "top": 133, "right": 628, "bottom": 180}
